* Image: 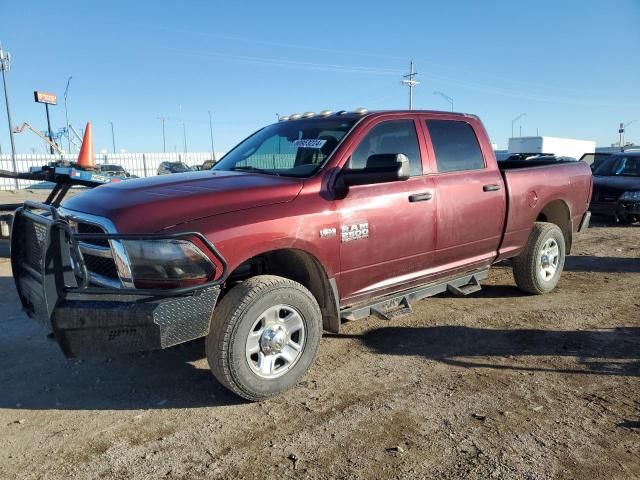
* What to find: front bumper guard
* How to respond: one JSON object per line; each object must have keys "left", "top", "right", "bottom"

{"left": 10, "top": 201, "right": 227, "bottom": 357}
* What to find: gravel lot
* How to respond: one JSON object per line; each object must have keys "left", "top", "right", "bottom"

{"left": 0, "top": 216, "right": 638, "bottom": 479}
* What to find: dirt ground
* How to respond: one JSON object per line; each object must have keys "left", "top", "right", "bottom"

{"left": 0, "top": 218, "right": 638, "bottom": 479}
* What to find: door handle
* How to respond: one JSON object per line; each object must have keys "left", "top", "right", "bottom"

{"left": 408, "top": 192, "right": 433, "bottom": 202}
{"left": 483, "top": 184, "right": 501, "bottom": 192}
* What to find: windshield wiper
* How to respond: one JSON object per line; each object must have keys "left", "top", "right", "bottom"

{"left": 232, "top": 166, "right": 280, "bottom": 176}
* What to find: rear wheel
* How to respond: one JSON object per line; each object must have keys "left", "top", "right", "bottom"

{"left": 206, "top": 275, "right": 322, "bottom": 401}
{"left": 513, "top": 222, "right": 566, "bottom": 294}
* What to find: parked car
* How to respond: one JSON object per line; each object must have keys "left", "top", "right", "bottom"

{"left": 10, "top": 109, "right": 593, "bottom": 401}
{"left": 579, "top": 152, "right": 612, "bottom": 171}
{"left": 157, "top": 161, "right": 192, "bottom": 175}
{"left": 200, "top": 159, "right": 217, "bottom": 170}
{"left": 97, "top": 164, "right": 136, "bottom": 178}
{"left": 590, "top": 151, "right": 640, "bottom": 223}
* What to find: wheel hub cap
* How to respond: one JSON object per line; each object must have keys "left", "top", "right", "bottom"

{"left": 260, "top": 326, "right": 287, "bottom": 355}
{"left": 245, "top": 304, "right": 306, "bottom": 379}
{"left": 538, "top": 238, "right": 560, "bottom": 280}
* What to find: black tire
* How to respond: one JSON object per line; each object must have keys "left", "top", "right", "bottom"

{"left": 512, "top": 222, "right": 566, "bottom": 295}
{"left": 206, "top": 275, "right": 322, "bottom": 401}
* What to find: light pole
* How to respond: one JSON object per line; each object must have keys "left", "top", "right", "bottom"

{"left": 208, "top": 110, "right": 216, "bottom": 161}
{"left": 157, "top": 116, "right": 167, "bottom": 153}
{"left": 620, "top": 120, "right": 637, "bottom": 149}
{"left": 511, "top": 113, "right": 526, "bottom": 138}
{"left": 433, "top": 91, "right": 454, "bottom": 111}
{"left": 182, "top": 123, "right": 187, "bottom": 153}
{"left": 109, "top": 121, "right": 116, "bottom": 153}
{"left": 64, "top": 76, "right": 72, "bottom": 154}
{"left": 0, "top": 43, "right": 18, "bottom": 189}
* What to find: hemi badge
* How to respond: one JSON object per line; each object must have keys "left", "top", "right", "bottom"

{"left": 319, "top": 227, "right": 337, "bottom": 238}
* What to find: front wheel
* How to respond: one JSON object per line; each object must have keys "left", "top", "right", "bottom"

{"left": 512, "top": 222, "right": 566, "bottom": 294}
{"left": 206, "top": 275, "right": 322, "bottom": 401}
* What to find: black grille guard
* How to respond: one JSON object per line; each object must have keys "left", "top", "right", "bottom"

{"left": 14, "top": 200, "right": 229, "bottom": 298}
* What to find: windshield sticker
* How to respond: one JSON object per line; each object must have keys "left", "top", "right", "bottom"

{"left": 293, "top": 139, "right": 327, "bottom": 149}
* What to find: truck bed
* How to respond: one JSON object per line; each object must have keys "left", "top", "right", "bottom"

{"left": 497, "top": 160, "right": 593, "bottom": 261}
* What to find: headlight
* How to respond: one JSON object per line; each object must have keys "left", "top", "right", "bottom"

{"left": 619, "top": 191, "right": 640, "bottom": 201}
{"left": 122, "top": 239, "right": 215, "bottom": 289}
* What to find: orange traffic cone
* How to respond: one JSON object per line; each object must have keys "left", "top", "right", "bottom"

{"left": 76, "top": 122, "right": 95, "bottom": 170}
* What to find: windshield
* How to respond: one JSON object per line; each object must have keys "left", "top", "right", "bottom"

{"left": 213, "top": 118, "right": 357, "bottom": 177}
{"left": 593, "top": 156, "right": 640, "bottom": 177}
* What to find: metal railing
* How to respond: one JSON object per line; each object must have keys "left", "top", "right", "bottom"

{"left": 0, "top": 152, "right": 224, "bottom": 190}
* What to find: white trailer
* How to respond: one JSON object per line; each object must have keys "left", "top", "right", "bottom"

{"left": 508, "top": 136, "right": 596, "bottom": 161}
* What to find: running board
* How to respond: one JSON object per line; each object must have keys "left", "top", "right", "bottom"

{"left": 340, "top": 270, "right": 488, "bottom": 322}
{"left": 446, "top": 275, "right": 482, "bottom": 296}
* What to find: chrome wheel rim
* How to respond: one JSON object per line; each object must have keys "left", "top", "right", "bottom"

{"left": 245, "top": 304, "right": 306, "bottom": 379}
{"left": 539, "top": 238, "right": 560, "bottom": 281}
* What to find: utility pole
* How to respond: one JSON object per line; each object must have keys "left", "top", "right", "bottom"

{"left": 157, "top": 116, "right": 167, "bottom": 153}
{"left": 109, "top": 121, "right": 116, "bottom": 153}
{"left": 0, "top": 43, "right": 18, "bottom": 189}
{"left": 401, "top": 60, "right": 419, "bottom": 110}
{"left": 208, "top": 110, "right": 216, "bottom": 161}
{"left": 64, "top": 76, "right": 72, "bottom": 154}
{"left": 511, "top": 113, "right": 526, "bottom": 138}
{"left": 182, "top": 122, "right": 187, "bottom": 153}
{"left": 44, "top": 103, "right": 55, "bottom": 154}
{"left": 433, "top": 91, "right": 454, "bottom": 112}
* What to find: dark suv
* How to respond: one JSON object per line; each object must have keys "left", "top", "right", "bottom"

{"left": 590, "top": 152, "right": 640, "bottom": 222}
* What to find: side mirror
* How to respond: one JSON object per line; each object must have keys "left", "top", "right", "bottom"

{"left": 341, "top": 153, "right": 411, "bottom": 187}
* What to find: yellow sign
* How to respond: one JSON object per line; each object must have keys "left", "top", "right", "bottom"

{"left": 34, "top": 91, "right": 57, "bottom": 105}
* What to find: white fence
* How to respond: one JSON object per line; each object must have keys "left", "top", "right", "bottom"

{"left": 0, "top": 152, "right": 224, "bottom": 191}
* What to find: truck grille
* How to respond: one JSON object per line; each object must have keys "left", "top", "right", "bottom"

{"left": 76, "top": 222, "right": 110, "bottom": 247}
{"left": 72, "top": 218, "right": 122, "bottom": 287}
{"left": 84, "top": 253, "right": 120, "bottom": 279}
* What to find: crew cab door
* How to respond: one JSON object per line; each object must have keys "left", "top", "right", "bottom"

{"left": 334, "top": 116, "right": 437, "bottom": 303}
{"left": 420, "top": 116, "right": 506, "bottom": 273}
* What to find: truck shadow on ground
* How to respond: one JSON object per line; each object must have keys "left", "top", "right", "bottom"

{"left": 0, "top": 335, "right": 245, "bottom": 411}
{"left": 0, "top": 270, "right": 247, "bottom": 411}
{"left": 347, "top": 325, "right": 640, "bottom": 377}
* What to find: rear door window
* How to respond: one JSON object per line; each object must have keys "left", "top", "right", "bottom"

{"left": 426, "top": 120, "right": 485, "bottom": 173}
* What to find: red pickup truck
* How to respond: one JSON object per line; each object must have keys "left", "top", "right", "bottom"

{"left": 11, "top": 109, "right": 592, "bottom": 400}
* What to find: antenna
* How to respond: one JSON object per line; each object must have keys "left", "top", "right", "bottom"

{"left": 401, "top": 60, "right": 420, "bottom": 110}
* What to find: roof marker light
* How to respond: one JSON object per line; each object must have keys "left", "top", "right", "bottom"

{"left": 289, "top": 113, "right": 302, "bottom": 120}
{"left": 318, "top": 110, "right": 333, "bottom": 117}
{"left": 279, "top": 115, "right": 290, "bottom": 121}
{"left": 353, "top": 107, "right": 368, "bottom": 115}
{"left": 302, "top": 111, "right": 315, "bottom": 118}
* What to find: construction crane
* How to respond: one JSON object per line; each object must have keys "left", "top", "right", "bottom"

{"left": 12, "top": 122, "right": 65, "bottom": 155}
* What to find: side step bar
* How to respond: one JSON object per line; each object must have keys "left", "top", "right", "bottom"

{"left": 340, "top": 270, "right": 488, "bottom": 322}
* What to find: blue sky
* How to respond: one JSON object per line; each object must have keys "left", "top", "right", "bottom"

{"left": 1, "top": 0, "right": 639, "bottom": 155}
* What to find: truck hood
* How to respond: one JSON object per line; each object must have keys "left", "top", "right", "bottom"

{"left": 62, "top": 170, "right": 303, "bottom": 232}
